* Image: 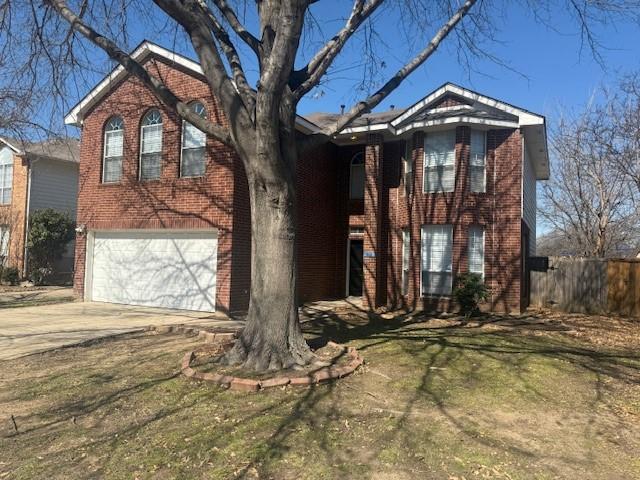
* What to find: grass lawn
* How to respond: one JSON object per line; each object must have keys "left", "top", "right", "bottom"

{"left": 0, "top": 288, "right": 76, "bottom": 309}
{"left": 1, "top": 308, "right": 639, "bottom": 479}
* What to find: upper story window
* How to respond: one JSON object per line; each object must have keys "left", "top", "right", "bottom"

{"left": 139, "top": 109, "right": 163, "bottom": 181}
{"left": 349, "top": 152, "right": 365, "bottom": 200}
{"left": 424, "top": 130, "right": 455, "bottom": 193}
{"left": 103, "top": 116, "right": 124, "bottom": 183}
{"left": 401, "top": 140, "right": 413, "bottom": 196}
{"left": 181, "top": 101, "right": 207, "bottom": 178}
{"left": 0, "top": 148, "right": 13, "bottom": 204}
{"left": 470, "top": 130, "right": 486, "bottom": 193}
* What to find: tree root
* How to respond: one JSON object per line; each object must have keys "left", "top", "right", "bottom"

{"left": 222, "top": 336, "right": 316, "bottom": 372}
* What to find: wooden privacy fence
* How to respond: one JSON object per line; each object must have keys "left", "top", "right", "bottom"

{"left": 530, "top": 257, "right": 640, "bottom": 316}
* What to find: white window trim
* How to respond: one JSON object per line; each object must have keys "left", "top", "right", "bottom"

{"left": 420, "top": 224, "right": 454, "bottom": 297}
{"left": 470, "top": 129, "right": 487, "bottom": 193}
{"left": 423, "top": 130, "right": 456, "bottom": 194}
{"left": 180, "top": 102, "right": 207, "bottom": 179}
{"left": 468, "top": 226, "right": 485, "bottom": 278}
{"left": 401, "top": 140, "right": 413, "bottom": 196}
{"left": 0, "top": 150, "right": 13, "bottom": 205}
{"left": 401, "top": 228, "right": 410, "bottom": 296}
{"left": 139, "top": 110, "right": 163, "bottom": 181}
{"left": 0, "top": 225, "right": 10, "bottom": 260}
{"left": 102, "top": 117, "right": 124, "bottom": 184}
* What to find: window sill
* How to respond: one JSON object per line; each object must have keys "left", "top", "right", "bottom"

{"left": 178, "top": 175, "right": 206, "bottom": 180}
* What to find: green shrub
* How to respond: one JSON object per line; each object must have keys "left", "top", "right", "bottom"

{"left": 1, "top": 266, "right": 20, "bottom": 285}
{"left": 453, "top": 272, "right": 489, "bottom": 317}
{"left": 27, "top": 209, "right": 75, "bottom": 285}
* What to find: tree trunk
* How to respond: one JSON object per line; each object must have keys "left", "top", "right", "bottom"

{"left": 223, "top": 136, "right": 314, "bottom": 371}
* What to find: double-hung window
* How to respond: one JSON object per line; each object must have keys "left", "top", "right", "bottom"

{"left": 470, "top": 130, "right": 486, "bottom": 192}
{"left": 402, "top": 140, "right": 413, "bottom": 196}
{"left": 140, "top": 109, "right": 163, "bottom": 180}
{"left": 349, "top": 152, "right": 365, "bottom": 199}
{"left": 0, "top": 148, "right": 13, "bottom": 204}
{"left": 103, "top": 116, "right": 124, "bottom": 183}
{"left": 0, "top": 225, "right": 9, "bottom": 261}
{"left": 468, "top": 226, "right": 485, "bottom": 278}
{"left": 181, "top": 101, "right": 207, "bottom": 178}
{"left": 401, "top": 228, "right": 410, "bottom": 295}
{"left": 421, "top": 225, "right": 453, "bottom": 295}
{"left": 424, "top": 130, "right": 455, "bottom": 193}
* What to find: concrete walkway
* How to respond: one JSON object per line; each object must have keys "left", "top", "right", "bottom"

{"left": 0, "top": 301, "right": 242, "bottom": 360}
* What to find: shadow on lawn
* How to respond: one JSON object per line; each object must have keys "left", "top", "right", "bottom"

{"left": 5, "top": 308, "right": 639, "bottom": 479}
{"left": 232, "top": 306, "right": 640, "bottom": 478}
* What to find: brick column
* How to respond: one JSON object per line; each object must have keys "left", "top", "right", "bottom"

{"left": 363, "top": 134, "right": 384, "bottom": 309}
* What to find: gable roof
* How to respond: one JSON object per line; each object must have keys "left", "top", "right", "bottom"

{"left": 65, "top": 41, "right": 203, "bottom": 126}
{"left": 0, "top": 137, "right": 79, "bottom": 164}
{"left": 66, "top": 42, "right": 548, "bottom": 179}
{"left": 303, "top": 82, "right": 549, "bottom": 179}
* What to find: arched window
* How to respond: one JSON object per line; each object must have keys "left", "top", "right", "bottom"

{"left": 0, "top": 147, "right": 13, "bottom": 204}
{"left": 103, "top": 116, "right": 124, "bottom": 183}
{"left": 139, "top": 109, "right": 163, "bottom": 180}
{"left": 181, "top": 101, "right": 207, "bottom": 177}
{"left": 349, "top": 152, "right": 365, "bottom": 200}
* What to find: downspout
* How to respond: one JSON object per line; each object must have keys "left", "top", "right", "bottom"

{"left": 22, "top": 156, "right": 36, "bottom": 279}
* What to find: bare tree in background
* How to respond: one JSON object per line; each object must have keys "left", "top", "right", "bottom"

{"left": 1, "top": 0, "right": 639, "bottom": 370}
{"left": 541, "top": 96, "right": 639, "bottom": 258}
{"left": 613, "top": 74, "right": 640, "bottom": 196}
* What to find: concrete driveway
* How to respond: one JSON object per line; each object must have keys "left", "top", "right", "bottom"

{"left": 0, "top": 301, "right": 242, "bottom": 360}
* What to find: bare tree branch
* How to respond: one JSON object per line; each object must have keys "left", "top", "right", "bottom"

{"left": 322, "top": 0, "right": 478, "bottom": 137}
{"left": 211, "top": 0, "right": 260, "bottom": 55}
{"left": 292, "top": 0, "right": 384, "bottom": 98}
{"left": 45, "top": 0, "right": 234, "bottom": 146}
{"left": 193, "top": 0, "right": 256, "bottom": 114}
{"left": 152, "top": 0, "right": 253, "bottom": 134}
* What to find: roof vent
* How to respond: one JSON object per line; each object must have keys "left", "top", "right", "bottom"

{"left": 390, "top": 105, "right": 395, "bottom": 110}
{"left": 340, "top": 104, "right": 345, "bottom": 115}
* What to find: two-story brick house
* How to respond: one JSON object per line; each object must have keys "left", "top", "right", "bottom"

{"left": 66, "top": 42, "right": 548, "bottom": 314}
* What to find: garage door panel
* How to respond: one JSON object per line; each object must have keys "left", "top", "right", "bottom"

{"left": 90, "top": 231, "right": 217, "bottom": 312}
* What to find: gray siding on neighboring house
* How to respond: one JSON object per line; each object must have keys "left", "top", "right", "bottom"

{"left": 29, "top": 158, "right": 79, "bottom": 275}
{"left": 29, "top": 159, "right": 78, "bottom": 217}
{"left": 522, "top": 143, "right": 537, "bottom": 255}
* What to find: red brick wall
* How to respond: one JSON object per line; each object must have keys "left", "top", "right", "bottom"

{"left": 384, "top": 126, "right": 523, "bottom": 313}
{"left": 430, "top": 94, "right": 472, "bottom": 109}
{"left": 73, "top": 57, "right": 248, "bottom": 313}
{"left": 296, "top": 142, "right": 343, "bottom": 303}
{"left": 0, "top": 153, "right": 28, "bottom": 274}
{"left": 73, "top": 56, "right": 343, "bottom": 312}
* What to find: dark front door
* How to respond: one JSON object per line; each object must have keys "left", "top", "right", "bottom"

{"left": 349, "top": 239, "right": 364, "bottom": 296}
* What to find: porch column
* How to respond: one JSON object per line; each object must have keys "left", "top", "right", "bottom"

{"left": 363, "top": 133, "right": 384, "bottom": 309}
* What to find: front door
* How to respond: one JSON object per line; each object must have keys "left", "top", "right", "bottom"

{"left": 348, "top": 239, "right": 364, "bottom": 296}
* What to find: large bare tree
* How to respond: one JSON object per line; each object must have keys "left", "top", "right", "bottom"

{"left": 2, "top": 0, "right": 639, "bottom": 370}
{"left": 541, "top": 96, "right": 640, "bottom": 258}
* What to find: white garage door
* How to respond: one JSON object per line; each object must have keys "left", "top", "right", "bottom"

{"left": 89, "top": 230, "right": 217, "bottom": 312}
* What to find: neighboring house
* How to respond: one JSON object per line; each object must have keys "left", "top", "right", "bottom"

{"left": 66, "top": 41, "right": 548, "bottom": 314}
{"left": 0, "top": 137, "right": 79, "bottom": 279}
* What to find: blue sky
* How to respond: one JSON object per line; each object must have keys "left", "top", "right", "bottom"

{"left": 294, "top": 2, "right": 640, "bottom": 120}
{"left": 60, "top": 1, "right": 640, "bottom": 125}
